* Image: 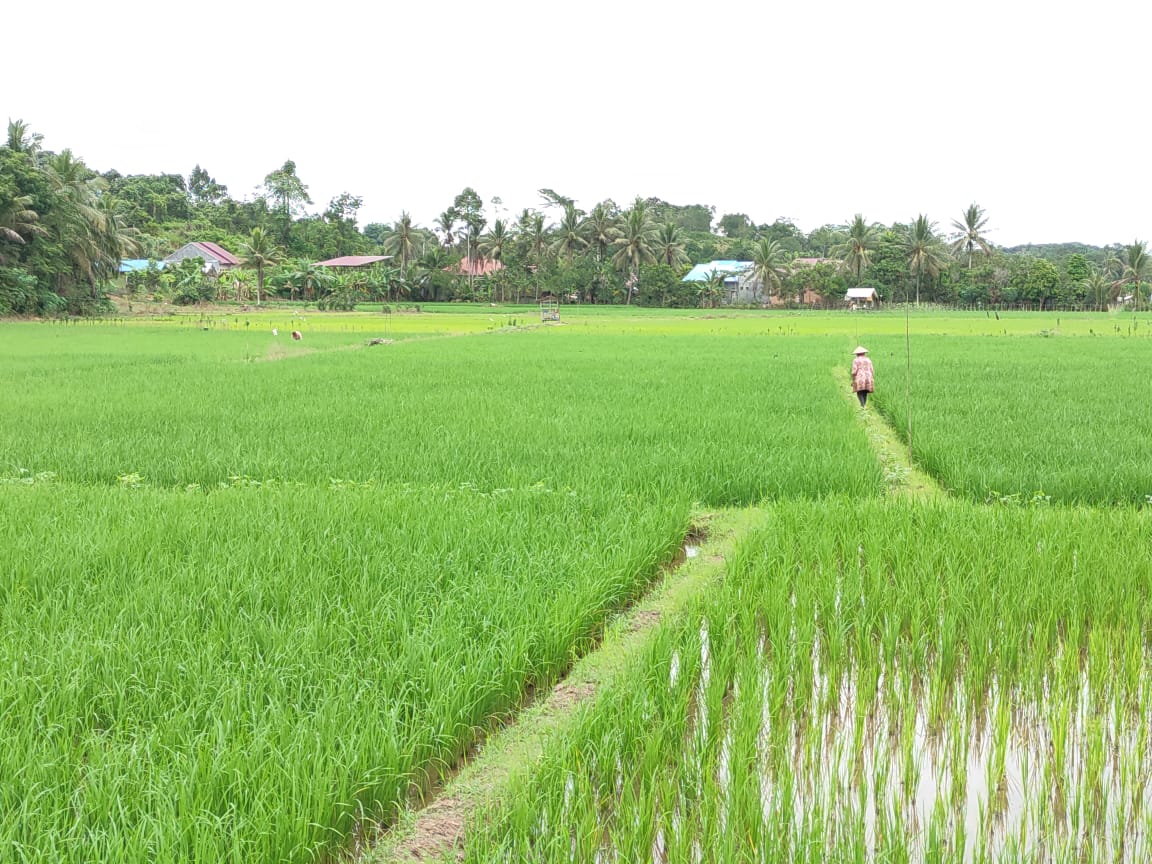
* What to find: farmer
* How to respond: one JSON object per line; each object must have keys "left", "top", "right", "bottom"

{"left": 291, "top": 330, "right": 302, "bottom": 341}
{"left": 850, "top": 346, "right": 874, "bottom": 408}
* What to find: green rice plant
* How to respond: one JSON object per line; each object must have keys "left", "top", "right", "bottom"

{"left": 867, "top": 333, "right": 1152, "bottom": 504}
{"left": 0, "top": 481, "right": 686, "bottom": 862}
{"left": 0, "top": 325, "right": 882, "bottom": 502}
{"left": 464, "top": 499, "right": 1152, "bottom": 863}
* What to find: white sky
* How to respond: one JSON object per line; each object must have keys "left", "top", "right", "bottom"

{"left": 9, "top": 0, "right": 1149, "bottom": 247}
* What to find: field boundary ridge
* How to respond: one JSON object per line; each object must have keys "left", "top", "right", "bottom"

{"left": 368, "top": 506, "right": 764, "bottom": 862}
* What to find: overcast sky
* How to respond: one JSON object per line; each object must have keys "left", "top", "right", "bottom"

{"left": 9, "top": 0, "right": 1148, "bottom": 247}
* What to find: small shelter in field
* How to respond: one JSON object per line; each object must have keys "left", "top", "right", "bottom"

{"left": 846, "top": 286, "right": 879, "bottom": 306}
{"left": 163, "top": 242, "right": 240, "bottom": 275}
{"left": 315, "top": 255, "right": 392, "bottom": 269}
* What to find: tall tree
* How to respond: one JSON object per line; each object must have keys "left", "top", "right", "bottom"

{"left": 551, "top": 203, "right": 587, "bottom": 264}
{"left": 240, "top": 226, "right": 280, "bottom": 305}
{"left": 520, "top": 210, "right": 549, "bottom": 301}
{"left": 5, "top": 119, "right": 43, "bottom": 158}
{"left": 0, "top": 194, "right": 43, "bottom": 261}
{"left": 904, "top": 215, "right": 949, "bottom": 305}
{"left": 750, "top": 237, "right": 790, "bottom": 303}
{"left": 435, "top": 209, "right": 459, "bottom": 250}
{"left": 187, "top": 165, "right": 227, "bottom": 204}
{"left": 479, "top": 219, "right": 510, "bottom": 264}
{"left": 384, "top": 212, "right": 419, "bottom": 278}
{"left": 836, "top": 214, "right": 878, "bottom": 283}
{"left": 950, "top": 203, "right": 992, "bottom": 268}
{"left": 262, "top": 160, "right": 311, "bottom": 241}
{"left": 582, "top": 202, "right": 619, "bottom": 263}
{"left": 1118, "top": 240, "right": 1149, "bottom": 308}
{"left": 654, "top": 222, "right": 689, "bottom": 269}
{"left": 611, "top": 200, "right": 658, "bottom": 305}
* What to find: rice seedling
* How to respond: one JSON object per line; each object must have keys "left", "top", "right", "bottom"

{"left": 464, "top": 500, "right": 1152, "bottom": 863}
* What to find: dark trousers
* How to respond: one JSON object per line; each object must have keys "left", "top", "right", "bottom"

{"left": 856, "top": 390, "right": 869, "bottom": 407}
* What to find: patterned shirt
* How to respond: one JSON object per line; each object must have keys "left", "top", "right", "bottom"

{"left": 851, "top": 356, "right": 874, "bottom": 393}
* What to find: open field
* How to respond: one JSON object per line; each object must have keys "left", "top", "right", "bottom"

{"left": 3, "top": 306, "right": 1151, "bottom": 862}
{"left": 868, "top": 333, "right": 1152, "bottom": 503}
{"left": 465, "top": 500, "right": 1152, "bottom": 863}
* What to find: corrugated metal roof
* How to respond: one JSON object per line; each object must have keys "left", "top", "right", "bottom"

{"left": 315, "top": 255, "right": 393, "bottom": 267}
{"left": 681, "top": 261, "right": 753, "bottom": 282}
{"left": 447, "top": 257, "right": 504, "bottom": 277}
{"left": 846, "top": 287, "right": 878, "bottom": 298}
{"left": 194, "top": 241, "right": 240, "bottom": 266}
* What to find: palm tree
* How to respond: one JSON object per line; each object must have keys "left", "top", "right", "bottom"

{"left": 611, "top": 200, "right": 658, "bottom": 305}
{"left": 950, "top": 203, "right": 992, "bottom": 268}
{"left": 0, "top": 194, "right": 43, "bottom": 262}
{"left": 750, "top": 237, "right": 790, "bottom": 303}
{"left": 240, "top": 227, "right": 280, "bottom": 305}
{"left": 1083, "top": 269, "right": 1111, "bottom": 311}
{"left": 519, "top": 211, "right": 550, "bottom": 301}
{"left": 835, "top": 214, "right": 877, "bottom": 283}
{"left": 698, "top": 269, "right": 727, "bottom": 309}
{"left": 1117, "top": 240, "right": 1149, "bottom": 309}
{"left": 5, "top": 119, "right": 43, "bottom": 158}
{"left": 384, "top": 211, "right": 418, "bottom": 278}
{"left": 42, "top": 150, "right": 126, "bottom": 294}
{"left": 655, "top": 223, "right": 689, "bottom": 269}
{"left": 904, "top": 215, "right": 948, "bottom": 305}
{"left": 479, "top": 219, "right": 510, "bottom": 264}
{"left": 91, "top": 197, "right": 140, "bottom": 290}
{"left": 435, "top": 209, "right": 458, "bottom": 251}
{"left": 582, "top": 203, "right": 619, "bottom": 263}
{"left": 551, "top": 203, "right": 587, "bottom": 264}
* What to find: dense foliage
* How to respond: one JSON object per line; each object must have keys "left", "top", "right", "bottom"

{"left": 1, "top": 120, "right": 1145, "bottom": 313}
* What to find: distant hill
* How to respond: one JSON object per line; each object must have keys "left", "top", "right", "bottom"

{"left": 1003, "top": 242, "right": 1119, "bottom": 263}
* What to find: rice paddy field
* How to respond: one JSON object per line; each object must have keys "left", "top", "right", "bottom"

{"left": 3, "top": 305, "right": 1152, "bottom": 862}
{"left": 465, "top": 501, "right": 1152, "bottom": 863}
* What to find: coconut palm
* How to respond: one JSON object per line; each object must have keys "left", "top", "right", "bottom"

{"left": 0, "top": 194, "right": 43, "bottom": 262}
{"left": 384, "top": 211, "right": 418, "bottom": 278}
{"left": 435, "top": 209, "right": 458, "bottom": 251}
{"left": 1116, "top": 240, "right": 1149, "bottom": 309}
{"left": 750, "top": 237, "right": 790, "bottom": 303}
{"left": 950, "top": 203, "right": 992, "bottom": 268}
{"left": 1083, "top": 269, "right": 1111, "bottom": 311}
{"left": 91, "top": 197, "right": 140, "bottom": 290}
{"left": 518, "top": 211, "right": 550, "bottom": 301}
{"left": 582, "top": 203, "right": 619, "bottom": 263}
{"left": 479, "top": 219, "right": 510, "bottom": 264}
{"left": 611, "top": 201, "right": 658, "bottom": 305}
{"left": 655, "top": 223, "right": 689, "bottom": 269}
{"left": 240, "top": 227, "right": 280, "bottom": 305}
{"left": 551, "top": 203, "right": 587, "bottom": 264}
{"left": 835, "top": 214, "right": 877, "bottom": 282}
{"left": 5, "top": 119, "right": 43, "bottom": 158}
{"left": 904, "top": 215, "right": 948, "bottom": 305}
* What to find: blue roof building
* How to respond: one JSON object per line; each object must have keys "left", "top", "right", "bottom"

{"left": 119, "top": 259, "right": 167, "bottom": 273}
{"left": 681, "top": 260, "right": 753, "bottom": 283}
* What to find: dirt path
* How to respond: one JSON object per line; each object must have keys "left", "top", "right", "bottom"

{"left": 366, "top": 508, "right": 763, "bottom": 862}
{"left": 367, "top": 380, "right": 944, "bottom": 861}
{"left": 835, "top": 369, "right": 945, "bottom": 500}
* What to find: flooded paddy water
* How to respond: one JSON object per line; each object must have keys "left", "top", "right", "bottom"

{"left": 464, "top": 501, "right": 1152, "bottom": 863}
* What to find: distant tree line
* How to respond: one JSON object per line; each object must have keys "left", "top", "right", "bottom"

{"left": 2, "top": 119, "right": 1148, "bottom": 314}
